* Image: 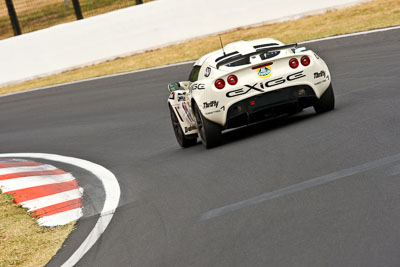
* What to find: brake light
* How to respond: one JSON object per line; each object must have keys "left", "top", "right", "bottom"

{"left": 301, "top": 56, "right": 310, "bottom": 66}
{"left": 227, "top": 75, "right": 238, "bottom": 85}
{"left": 251, "top": 62, "right": 273, "bottom": 70}
{"left": 215, "top": 79, "right": 225, "bottom": 89}
{"left": 289, "top": 58, "right": 299, "bottom": 69}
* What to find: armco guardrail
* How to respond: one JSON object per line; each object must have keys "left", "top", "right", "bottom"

{"left": 0, "top": 0, "right": 369, "bottom": 87}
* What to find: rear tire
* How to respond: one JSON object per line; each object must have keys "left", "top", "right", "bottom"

{"left": 169, "top": 105, "right": 197, "bottom": 148}
{"left": 193, "top": 102, "right": 222, "bottom": 149}
{"left": 314, "top": 84, "right": 335, "bottom": 114}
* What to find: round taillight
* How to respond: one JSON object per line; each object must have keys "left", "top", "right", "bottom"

{"left": 215, "top": 79, "right": 225, "bottom": 89}
{"left": 227, "top": 75, "right": 238, "bottom": 85}
{"left": 289, "top": 58, "right": 299, "bottom": 69}
{"left": 301, "top": 56, "right": 310, "bottom": 66}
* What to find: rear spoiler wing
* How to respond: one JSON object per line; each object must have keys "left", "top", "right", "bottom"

{"left": 216, "top": 43, "right": 297, "bottom": 69}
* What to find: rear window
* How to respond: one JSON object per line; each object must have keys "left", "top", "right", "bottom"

{"left": 259, "top": 51, "right": 281, "bottom": 60}
{"left": 227, "top": 57, "right": 250, "bottom": 67}
{"left": 188, "top": 66, "right": 201, "bottom": 82}
{"left": 225, "top": 51, "right": 281, "bottom": 67}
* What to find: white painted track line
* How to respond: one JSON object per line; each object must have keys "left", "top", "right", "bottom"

{"left": 20, "top": 188, "right": 83, "bottom": 212}
{"left": 38, "top": 208, "right": 84, "bottom": 227}
{"left": 0, "top": 164, "right": 57, "bottom": 175}
{"left": 0, "top": 173, "right": 75, "bottom": 193}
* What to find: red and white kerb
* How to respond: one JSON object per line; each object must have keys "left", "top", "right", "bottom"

{"left": 0, "top": 158, "right": 83, "bottom": 227}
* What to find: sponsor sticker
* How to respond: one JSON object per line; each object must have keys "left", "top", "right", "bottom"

{"left": 227, "top": 71, "right": 306, "bottom": 98}
{"left": 190, "top": 83, "right": 206, "bottom": 90}
{"left": 256, "top": 66, "right": 272, "bottom": 79}
{"left": 180, "top": 102, "right": 195, "bottom": 122}
{"left": 205, "top": 110, "right": 222, "bottom": 115}
{"left": 314, "top": 79, "right": 328, "bottom": 86}
{"left": 314, "top": 70, "right": 326, "bottom": 79}
{"left": 203, "top": 100, "right": 219, "bottom": 109}
{"left": 177, "top": 93, "right": 186, "bottom": 102}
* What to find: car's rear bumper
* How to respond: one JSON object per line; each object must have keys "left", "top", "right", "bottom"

{"left": 225, "top": 85, "right": 317, "bottom": 129}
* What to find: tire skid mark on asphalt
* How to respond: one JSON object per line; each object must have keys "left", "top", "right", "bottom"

{"left": 388, "top": 164, "right": 400, "bottom": 177}
{"left": 200, "top": 152, "right": 400, "bottom": 221}
{"left": 0, "top": 158, "right": 83, "bottom": 227}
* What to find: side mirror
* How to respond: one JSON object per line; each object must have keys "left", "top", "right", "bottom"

{"left": 168, "top": 82, "right": 181, "bottom": 92}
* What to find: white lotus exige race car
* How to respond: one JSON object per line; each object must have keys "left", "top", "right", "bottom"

{"left": 168, "top": 38, "right": 334, "bottom": 148}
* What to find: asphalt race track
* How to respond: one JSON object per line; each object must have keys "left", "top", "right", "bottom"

{"left": 1, "top": 28, "right": 400, "bottom": 267}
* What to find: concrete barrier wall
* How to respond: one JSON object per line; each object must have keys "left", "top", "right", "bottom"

{"left": 0, "top": 0, "right": 369, "bottom": 86}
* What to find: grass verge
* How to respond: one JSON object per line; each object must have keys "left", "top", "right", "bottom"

{"left": 1, "top": 0, "right": 399, "bottom": 96}
{"left": 0, "top": 192, "right": 75, "bottom": 266}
